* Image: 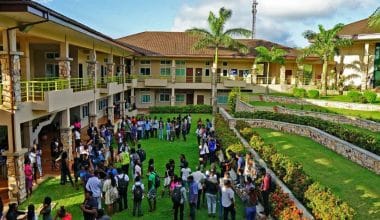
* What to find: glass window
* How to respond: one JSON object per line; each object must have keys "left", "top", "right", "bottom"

{"left": 222, "top": 69, "right": 228, "bottom": 77}
{"left": 82, "top": 104, "right": 89, "bottom": 118}
{"left": 205, "top": 61, "right": 211, "bottom": 66}
{"left": 217, "top": 95, "right": 228, "bottom": 104}
{"left": 205, "top": 69, "right": 210, "bottom": 77}
{"left": 160, "top": 60, "right": 171, "bottom": 65}
{"left": 140, "top": 68, "right": 151, "bottom": 76}
{"left": 222, "top": 62, "right": 228, "bottom": 66}
{"left": 230, "top": 69, "right": 238, "bottom": 76}
{"left": 175, "top": 60, "right": 185, "bottom": 65}
{"left": 46, "top": 64, "right": 59, "bottom": 77}
{"left": 45, "top": 52, "right": 59, "bottom": 59}
{"left": 140, "top": 60, "right": 150, "bottom": 65}
{"left": 176, "top": 68, "right": 185, "bottom": 76}
{"left": 159, "top": 93, "right": 170, "bottom": 102}
{"left": 141, "top": 95, "right": 151, "bottom": 103}
{"left": 176, "top": 94, "right": 185, "bottom": 102}
{"left": 160, "top": 68, "right": 171, "bottom": 76}
{"left": 0, "top": 125, "right": 8, "bottom": 150}
{"left": 98, "top": 99, "right": 108, "bottom": 111}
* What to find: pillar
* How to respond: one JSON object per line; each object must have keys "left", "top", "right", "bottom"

{"left": 171, "top": 88, "right": 175, "bottom": 106}
{"left": 130, "top": 88, "right": 135, "bottom": 106}
{"left": 130, "top": 59, "right": 135, "bottom": 76}
{"left": 6, "top": 149, "right": 28, "bottom": 204}
{"left": 106, "top": 54, "right": 114, "bottom": 78}
{"left": 280, "top": 65, "right": 286, "bottom": 85}
{"left": 87, "top": 50, "right": 98, "bottom": 127}
{"left": 310, "top": 65, "right": 316, "bottom": 86}
{"left": 251, "top": 63, "right": 257, "bottom": 84}
{"left": 362, "top": 43, "right": 370, "bottom": 91}
{"left": 107, "top": 95, "right": 114, "bottom": 123}
{"left": 119, "top": 92, "right": 125, "bottom": 118}
{"left": 298, "top": 65, "right": 304, "bottom": 86}
{"left": 60, "top": 108, "right": 73, "bottom": 160}
{"left": 22, "top": 121, "right": 33, "bottom": 148}
{"left": 56, "top": 41, "right": 73, "bottom": 79}
{"left": 171, "top": 59, "right": 176, "bottom": 83}
{"left": 20, "top": 37, "right": 31, "bottom": 80}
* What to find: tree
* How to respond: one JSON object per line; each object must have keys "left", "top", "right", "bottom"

{"left": 303, "top": 24, "right": 352, "bottom": 96}
{"left": 254, "top": 46, "right": 286, "bottom": 93}
{"left": 369, "top": 7, "right": 380, "bottom": 30}
{"left": 186, "top": 7, "right": 251, "bottom": 114}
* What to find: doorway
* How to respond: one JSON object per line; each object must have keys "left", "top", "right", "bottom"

{"left": 285, "top": 70, "right": 292, "bottom": 85}
{"left": 197, "top": 95, "right": 204, "bottom": 105}
{"left": 186, "top": 68, "right": 193, "bottom": 83}
{"left": 195, "top": 68, "right": 202, "bottom": 83}
{"left": 186, "top": 94, "right": 194, "bottom": 105}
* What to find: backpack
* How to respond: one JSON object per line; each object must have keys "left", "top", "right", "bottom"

{"left": 268, "top": 175, "right": 276, "bottom": 193}
{"left": 137, "top": 149, "right": 146, "bottom": 162}
{"left": 117, "top": 175, "right": 128, "bottom": 191}
{"left": 133, "top": 185, "right": 143, "bottom": 200}
{"left": 172, "top": 186, "right": 182, "bottom": 204}
{"left": 154, "top": 172, "right": 161, "bottom": 188}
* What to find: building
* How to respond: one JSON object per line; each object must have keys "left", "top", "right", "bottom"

{"left": 0, "top": 0, "right": 325, "bottom": 203}
{"left": 337, "top": 18, "right": 380, "bottom": 90}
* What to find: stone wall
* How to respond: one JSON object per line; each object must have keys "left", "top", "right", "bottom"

{"left": 275, "top": 106, "right": 380, "bottom": 132}
{"left": 244, "top": 119, "right": 380, "bottom": 174}
{"left": 235, "top": 99, "right": 273, "bottom": 113}
{"left": 219, "top": 108, "right": 236, "bottom": 128}
{"left": 256, "top": 95, "right": 380, "bottom": 111}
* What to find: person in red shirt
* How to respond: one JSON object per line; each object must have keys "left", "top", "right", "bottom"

{"left": 54, "top": 206, "right": 72, "bottom": 220}
{"left": 260, "top": 168, "right": 271, "bottom": 216}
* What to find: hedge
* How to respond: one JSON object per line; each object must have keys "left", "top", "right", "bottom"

{"left": 292, "top": 88, "right": 307, "bottom": 98}
{"left": 347, "top": 91, "right": 364, "bottom": 103}
{"left": 363, "top": 90, "right": 377, "bottom": 104}
{"left": 235, "top": 120, "right": 355, "bottom": 219}
{"left": 234, "top": 111, "right": 380, "bottom": 155}
{"left": 149, "top": 105, "right": 212, "bottom": 113}
{"left": 307, "top": 89, "right": 319, "bottom": 98}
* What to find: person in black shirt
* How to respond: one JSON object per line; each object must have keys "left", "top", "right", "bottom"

{"left": 81, "top": 191, "right": 98, "bottom": 220}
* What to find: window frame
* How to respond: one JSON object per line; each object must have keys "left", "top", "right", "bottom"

{"left": 175, "top": 94, "right": 185, "bottom": 102}
{"left": 159, "top": 93, "right": 170, "bottom": 102}
{"left": 141, "top": 94, "right": 151, "bottom": 104}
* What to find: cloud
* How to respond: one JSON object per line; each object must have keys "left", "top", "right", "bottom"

{"left": 172, "top": 0, "right": 377, "bottom": 47}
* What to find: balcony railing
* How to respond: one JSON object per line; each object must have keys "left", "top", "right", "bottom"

{"left": 97, "top": 76, "right": 124, "bottom": 88}
{"left": 256, "top": 76, "right": 280, "bottom": 85}
{"left": 21, "top": 79, "right": 70, "bottom": 102}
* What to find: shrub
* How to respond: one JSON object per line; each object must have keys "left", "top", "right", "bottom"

{"left": 347, "top": 91, "right": 363, "bottom": 103}
{"left": 305, "top": 183, "right": 355, "bottom": 220}
{"left": 292, "top": 88, "right": 307, "bottom": 98}
{"left": 226, "top": 143, "right": 245, "bottom": 159}
{"left": 228, "top": 87, "right": 241, "bottom": 113}
{"left": 214, "top": 114, "right": 240, "bottom": 149}
{"left": 149, "top": 105, "right": 212, "bottom": 113}
{"left": 307, "top": 89, "right": 320, "bottom": 99}
{"left": 363, "top": 90, "right": 377, "bottom": 103}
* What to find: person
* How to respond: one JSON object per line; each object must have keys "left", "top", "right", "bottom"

{"left": 81, "top": 191, "right": 98, "bottom": 220}
{"left": 85, "top": 170, "right": 102, "bottom": 209}
{"left": 29, "top": 147, "right": 37, "bottom": 183}
{"left": 136, "top": 144, "right": 146, "bottom": 174}
{"left": 96, "top": 209, "right": 111, "bottom": 220}
{"left": 181, "top": 163, "right": 191, "bottom": 184}
{"left": 188, "top": 175, "right": 198, "bottom": 220}
{"left": 36, "top": 144, "right": 43, "bottom": 177}
{"left": 131, "top": 176, "right": 144, "bottom": 217}
{"left": 102, "top": 174, "right": 119, "bottom": 215}
{"left": 192, "top": 167, "right": 206, "bottom": 209}
{"left": 166, "top": 119, "right": 171, "bottom": 141}
{"left": 204, "top": 173, "right": 218, "bottom": 217}
{"left": 158, "top": 117, "right": 164, "bottom": 140}
{"left": 147, "top": 166, "right": 157, "bottom": 212}
{"left": 120, "top": 147, "right": 130, "bottom": 175}
{"left": 6, "top": 203, "right": 25, "bottom": 220}
{"left": 50, "top": 138, "right": 59, "bottom": 170}
{"left": 115, "top": 168, "right": 129, "bottom": 211}
{"left": 40, "top": 196, "right": 53, "bottom": 220}
{"left": 27, "top": 204, "right": 37, "bottom": 220}
{"left": 60, "top": 151, "right": 74, "bottom": 186}
{"left": 54, "top": 206, "right": 72, "bottom": 220}
{"left": 222, "top": 179, "right": 235, "bottom": 220}
{"left": 187, "top": 114, "right": 192, "bottom": 134}
{"left": 172, "top": 176, "right": 187, "bottom": 220}
{"left": 260, "top": 168, "right": 271, "bottom": 217}
{"left": 243, "top": 187, "right": 258, "bottom": 220}
{"left": 181, "top": 119, "right": 187, "bottom": 141}
{"left": 24, "top": 159, "right": 33, "bottom": 198}
{"left": 134, "top": 160, "right": 142, "bottom": 179}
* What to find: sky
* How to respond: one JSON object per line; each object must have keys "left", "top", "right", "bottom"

{"left": 35, "top": 0, "right": 379, "bottom": 47}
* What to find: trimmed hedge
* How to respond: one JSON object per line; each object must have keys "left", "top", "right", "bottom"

{"left": 149, "top": 105, "right": 212, "bottom": 113}
{"left": 363, "top": 90, "right": 377, "bottom": 104}
{"left": 293, "top": 88, "right": 307, "bottom": 98}
{"left": 235, "top": 120, "right": 355, "bottom": 219}
{"left": 234, "top": 111, "right": 380, "bottom": 155}
{"left": 347, "top": 90, "right": 364, "bottom": 103}
{"left": 307, "top": 89, "right": 319, "bottom": 98}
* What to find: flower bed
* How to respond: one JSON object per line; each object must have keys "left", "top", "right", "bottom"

{"left": 235, "top": 120, "right": 355, "bottom": 219}
{"left": 235, "top": 111, "right": 380, "bottom": 155}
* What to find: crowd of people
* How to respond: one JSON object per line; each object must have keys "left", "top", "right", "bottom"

{"left": 14, "top": 113, "right": 274, "bottom": 220}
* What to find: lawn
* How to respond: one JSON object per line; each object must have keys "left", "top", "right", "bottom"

{"left": 20, "top": 114, "right": 245, "bottom": 220}
{"left": 253, "top": 127, "right": 380, "bottom": 220}
{"left": 249, "top": 100, "right": 380, "bottom": 121}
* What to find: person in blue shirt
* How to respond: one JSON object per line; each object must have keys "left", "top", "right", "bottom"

{"left": 145, "top": 120, "right": 151, "bottom": 139}
{"left": 187, "top": 175, "right": 198, "bottom": 220}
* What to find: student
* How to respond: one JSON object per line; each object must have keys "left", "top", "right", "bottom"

{"left": 80, "top": 191, "right": 98, "bottom": 220}
{"left": 222, "top": 180, "right": 235, "bottom": 220}
{"left": 102, "top": 174, "right": 119, "bottom": 215}
{"left": 24, "top": 159, "right": 33, "bottom": 198}
{"left": 131, "top": 176, "right": 144, "bottom": 217}
{"left": 172, "top": 176, "right": 187, "bottom": 220}
{"left": 115, "top": 168, "right": 129, "bottom": 211}
{"left": 243, "top": 187, "right": 258, "bottom": 220}
{"left": 27, "top": 204, "right": 37, "bottom": 220}
{"left": 40, "top": 196, "right": 53, "bottom": 220}
{"left": 147, "top": 166, "right": 158, "bottom": 212}
{"left": 54, "top": 206, "right": 72, "bottom": 220}
{"left": 188, "top": 175, "right": 198, "bottom": 220}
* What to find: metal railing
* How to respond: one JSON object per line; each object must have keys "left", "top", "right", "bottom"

{"left": 70, "top": 78, "right": 94, "bottom": 92}
{"left": 97, "top": 76, "right": 125, "bottom": 88}
{"left": 21, "top": 79, "right": 70, "bottom": 102}
{"left": 256, "top": 76, "right": 280, "bottom": 85}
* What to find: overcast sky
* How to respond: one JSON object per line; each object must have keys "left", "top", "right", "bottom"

{"left": 35, "top": 0, "right": 378, "bottom": 47}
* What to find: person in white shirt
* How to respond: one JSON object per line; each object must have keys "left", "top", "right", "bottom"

{"left": 134, "top": 160, "right": 142, "bottom": 179}
{"left": 29, "top": 147, "right": 37, "bottom": 182}
{"left": 192, "top": 167, "right": 206, "bottom": 209}
{"left": 85, "top": 170, "right": 102, "bottom": 209}
{"left": 221, "top": 179, "right": 235, "bottom": 220}
{"left": 181, "top": 164, "right": 191, "bottom": 183}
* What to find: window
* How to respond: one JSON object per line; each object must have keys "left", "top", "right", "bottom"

{"left": 176, "top": 69, "right": 185, "bottom": 76}
{"left": 82, "top": 104, "right": 89, "bottom": 118}
{"left": 140, "top": 68, "right": 151, "bottom": 76}
{"left": 175, "top": 60, "right": 185, "bottom": 65}
{"left": 217, "top": 95, "right": 228, "bottom": 104}
{"left": 140, "top": 60, "right": 151, "bottom": 65}
{"left": 205, "top": 68, "right": 210, "bottom": 77}
{"left": 176, "top": 94, "right": 185, "bottom": 102}
{"left": 222, "top": 62, "right": 228, "bottom": 66}
{"left": 230, "top": 69, "right": 238, "bottom": 76}
{"left": 0, "top": 126, "right": 8, "bottom": 150}
{"left": 175, "top": 60, "right": 186, "bottom": 76}
{"left": 222, "top": 69, "right": 228, "bottom": 77}
{"left": 45, "top": 52, "right": 59, "bottom": 59}
{"left": 98, "top": 99, "right": 108, "bottom": 111}
{"left": 159, "top": 93, "right": 170, "bottom": 102}
{"left": 205, "top": 61, "right": 211, "bottom": 66}
{"left": 45, "top": 64, "right": 59, "bottom": 77}
{"left": 160, "top": 60, "right": 171, "bottom": 76}
{"left": 141, "top": 95, "right": 151, "bottom": 103}
{"left": 161, "top": 60, "right": 171, "bottom": 65}
{"left": 239, "top": 69, "right": 250, "bottom": 77}
{"left": 160, "top": 68, "right": 171, "bottom": 76}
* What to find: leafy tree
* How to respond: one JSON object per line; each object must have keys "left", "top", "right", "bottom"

{"left": 254, "top": 46, "right": 286, "bottom": 93}
{"left": 186, "top": 7, "right": 251, "bottom": 114}
{"left": 369, "top": 7, "right": 380, "bottom": 30}
{"left": 303, "top": 24, "right": 352, "bottom": 96}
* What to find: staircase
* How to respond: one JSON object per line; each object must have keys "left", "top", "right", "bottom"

{"left": 32, "top": 112, "right": 57, "bottom": 144}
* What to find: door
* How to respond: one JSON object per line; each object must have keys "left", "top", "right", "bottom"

{"left": 197, "top": 95, "right": 204, "bottom": 105}
{"left": 186, "top": 68, "right": 193, "bottom": 83}
{"left": 195, "top": 68, "right": 202, "bottom": 83}
{"left": 79, "top": 64, "right": 83, "bottom": 78}
{"left": 186, "top": 94, "right": 194, "bottom": 105}
{"left": 285, "top": 70, "right": 292, "bottom": 85}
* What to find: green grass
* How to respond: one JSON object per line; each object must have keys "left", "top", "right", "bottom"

{"left": 249, "top": 100, "right": 380, "bottom": 121}
{"left": 21, "top": 114, "right": 244, "bottom": 220}
{"left": 253, "top": 127, "right": 380, "bottom": 220}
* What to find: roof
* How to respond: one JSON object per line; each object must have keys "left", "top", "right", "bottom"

{"left": 339, "top": 18, "right": 380, "bottom": 36}
{"left": 117, "top": 31, "right": 298, "bottom": 59}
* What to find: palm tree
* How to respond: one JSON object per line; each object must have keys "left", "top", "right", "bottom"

{"left": 303, "top": 24, "right": 352, "bottom": 96}
{"left": 254, "top": 46, "right": 286, "bottom": 93}
{"left": 369, "top": 7, "right": 380, "bottom": 30}
{"left": 186, "top": 7, "right": 251, "bottom": 114}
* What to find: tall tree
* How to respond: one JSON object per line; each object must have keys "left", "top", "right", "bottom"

{"left": 369, "top": 7, "right": 380, "bottom": 30}
{"left": 303, "top": 24, "right": 352, "bottom": 96}
{"left": 254, "top": 46, "right": 286, "bottom": 93}
{"left": 186, "top": 7, "right": 251, "bottom": 114}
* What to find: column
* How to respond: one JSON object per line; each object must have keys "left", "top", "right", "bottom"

{"left": 251, "top": 63, "right": 257, "bottom": 84}
{"left": 298, "top": 65, "right": 304, "bottom": 86}
{"left": 310, "top": 64, "right": 316, "bottom": 86}
{"left": 362, "top": 43, "right": 370, "bottom": 91}
{"left": 291, "top": 65, "right": 297, "bottom": 85}
{"left": 56, "top": 40, "right": 73, "bottom": 80}
{"left": 1, "top": 29, "right": 23, "bottom": 109}
{"left": 20, "top": 38, "right": 31, "bottom": 80}
{"left": 106, "top": 54, "right": 115, "bottom": 79}
{"left": 171, "top": 87, "right": 175, "bottom": 106}
{"left": 280, "top": 65, "right": 286, "bottom": 85}
{"left": 120, "top": 57, "right": 126, "bottom": 116}
{"left": 119, "top": 92, "right": 125, "bottom": 118}
{"left": 107, "top": 95, "right": 114, "bottom": 123}
{"left": 130, "top": 59, "right": 135, "bottom": 76}
{"left": 130, "top": 88, "right": 135, "bottom": 107}
{"left": 22, "top": 121, "right": 33, "bottom": 148}
{"left": 6, "top": 149, "right": 28, "bottom": 203}
{"left": 60, "top": 108, "right": 73, "bottom": 160}
{"left": 171, "top": 59, "right": 176, "bottom": 83}
{"left": 87, "top": 50, "right": 98, "bottom": 127}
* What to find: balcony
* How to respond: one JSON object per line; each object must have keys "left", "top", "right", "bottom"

{"left": 97, "top": 76, "right": 126, "bottom": 94}
{"left": 256, "top": 76, "right": 280, "bottom": 85}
